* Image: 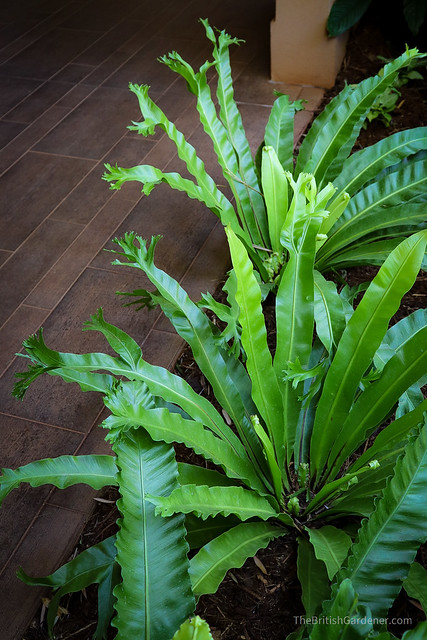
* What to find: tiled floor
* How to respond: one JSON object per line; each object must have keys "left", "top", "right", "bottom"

{"left": 0, "top": 1, "right": 324, "bottom": 637}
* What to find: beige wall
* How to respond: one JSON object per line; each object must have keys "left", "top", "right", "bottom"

{"left": 271, "top": 0, "right": 348, "bottom": 88}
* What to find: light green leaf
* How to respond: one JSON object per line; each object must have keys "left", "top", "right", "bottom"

{"left": 311, "top": 230, "right": 427, "bottom": 482}
{"left": 189, "top": 521, "right": 284, "bottom": 595}
{"left": 172, "top": 616, "right": 214, "bottom": 640}
{"left": 210, "top": 20, "right": 268, "bottom": 247}
{"left": 177, "top": 463, "right": 236, "bottom": 488}
{"left": 150, "top": 484, "right": 279, "bottom": 521}
{"left": 111, "top": 429, "right": 194, "bottom": 638}
{"left": 309, "top": 579, "right": 373, "bottom": 640}
{"left": 226, "top": 226, "right": 284, "bottom": 467}
{"left": 18, "top": 536, "right": 118, "bottom": 639}
{"left": 297, "top": 537, "right": 330, "bottom": 617}
{"left": 307, "top": 526, "right": 352, "bottom": 580}
{"left": 326, "top": 324, "right": 427, "bottom": 478}
{"left": 403, "top": 562, "right": 427, "bottom": 613}
{"left": 336, "top": 420, "right": 427, "bottom": 617}
{"left": 104, "top": 381, "right": 264, "bottom": 493}
{"left": 313, "top": 271, "right": 347, "bottom": 352}
{"left": 402, "top": 622, "right": 427, "bottom": 639}
{"left": 112, "top": 233, "right": 267, "bottom": 482}
{"left": 262, "top": 146, "right": 289, "bottom": 253}
{"left": 332, "top": 127, "right": 427, "bottom": 200}
{"left": 265, "top": 94, "right": 304, "bottom": 172}
{"left": 297, "top": 48, "right": 423, "bottom": 185}
{"left": 0, "top": 455, "right": 117, "bottom": 505}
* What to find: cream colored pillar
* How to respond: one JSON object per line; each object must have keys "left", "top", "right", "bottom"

{"left": 271, "top": 0, "right": 348, "bottom": 88}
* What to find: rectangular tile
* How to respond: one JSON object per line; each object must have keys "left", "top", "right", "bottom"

{"left": 154, "top": 219, "right": 230, "bottom": 332}
{"left": 53, "top": 136, "right": 156, "bottom": 225}
{"left": 298, "top": 86, "right": 325, "bottom": 111}
{"left": 0, "top": 218, "right": 83, "bottom": 324}
{"left": 0, "top": 75, "right": 42, "bottom": 117}
{"left": 0, "top": 249, "right": 12, "bottom": 266}
{"left": 61, "top": 0, "right": 136, "bottom": 32}
{"left": 103, "top": 36, "right": 205, "bottom": 92}
{"left": 74, "top": 17, "right": 146, "bottom": 66}
{"left": 0, "top": 28, "right": 99, "bottom": 81}
{"left": 0, "top": 151, "right": 95, "bottom": 250}
{"left": 34, "top": 86, "right": 141, "bottom": 159}
{"left": 0, "top": 414, "right": 84, "bottom": 564}
{"left": 0, "top": 304, "right": 49, "bottom": 374}
{"left": 90, "top": 182, "right": 218, "bottom": 281}
{"left": 236, "top": 102, "right": 272, "bottom": 155}
{"left": 0, "top": 266, "right": 162, "bottom": 429}
{"left": 25, "top": 196, "right": 137, "bottom": 309}
{"left": 234, "top": 76, "right": 301, "bottom": 106}
{"left": 6, "top": 80, "right": 76, "bottom": 124}
{"left": 0, "top": 504, "right": 88, "bottom": 640}
{"left": 0, "top": 120, "right": 26, "bottom": 149}
{"left": 52, "top": 61, "right": 96, "bottom": 83}
{"left": 0, "top": 105, "right": 70, "bottom": 174}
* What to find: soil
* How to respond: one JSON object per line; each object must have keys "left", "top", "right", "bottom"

{"left": 23, "top": 13, "right": 427, "bottom": 640}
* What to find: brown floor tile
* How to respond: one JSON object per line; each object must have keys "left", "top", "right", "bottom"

{"left": 0, "top": 266, "right": 162, "bottom": 428}
{"left": 0, "top": 18, "right": 41, "bottom": 50}
{"left": 50, "top": 163, "right": 116, "bottom": 225}
{"left": 74, "top": 17, "right": 146, "bottom": 66}
{"left": 0, "top": 218, "right": 84, "bottom": 325}
{"left": 25, "top": 196, "right": 138, "bottom": 309}
{"left": 236, "top": 101, "right": 272, "bottom": 154}
{"left": 0, "top": 28, "right": 100, "bottom": 81}
{"left": 79, "top": 49, "right": 135, "bottom": 87}
{"left": 61, "top": 0, "right": 137, "bottom": 32}
{"left": 0, "top": 75, "right": 42, "bottom": 117}
{"left": 52, "top": 62, "right": 96, "bottom": 84}
{"left": 6, "top": 81, "right": 78, "bottom": 124}
{"left": 234, "top": 76, "right": 302, "bottom": 106}
{"left": 0, "top": 249, "right": 12, "bottom": 266}
{"left": 0, "top": 120, "right": 26, "bottom": 149}
{"left": 103, "top": 35, "right": 206, "bottom": 92}
{"left": 0, "top": 151, "right": 95, "bottom": 251}
{"left": 298, "top": 85, "right": 325, "bottom": 111}
{"left": 141, "top": 329, "right": 186, "bottom": 369}
{"left": 55, "top": 82, "right": 94, "bottom": 110}
{"left": 90, "top": 182, "right": 218, "bottom": 281}
{"left": 0, "top": 414, "right": 84, "bottom": 564}
{"left": 52, "top": 136, "right": 156, "bottom": 225}
{"left": 0, "top": 305, "right": 49, "bottom": 374}
{"left": 155, "top": 220, "right": 230, "bottom": 332}
{"left": 294, "top": 109, "right": 316, "bottom": 145}
{"left": 0, "top": 505, "right": 89, "bottom": 640}
{"left": 0, "top": 105, "right": 70, "bottom": 175}
{"left": 34, "top": 86, "right": 141, "bottom": 159}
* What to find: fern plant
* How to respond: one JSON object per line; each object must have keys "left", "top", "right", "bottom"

{"left": 3, "top": 172, "right": 426, "bottom": 638}
{"left": 103, "top": 20, "right": 427, "bottom": 283}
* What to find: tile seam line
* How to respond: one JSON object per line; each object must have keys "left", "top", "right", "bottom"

{"left": 0, "top": 10, "right": 130, "bottom": 73}
{"left": 18, "top": 196, "right": 142, "bottom": 313}
{"left": 0, "top": 495, "right": 55, "bottom": 578}
{"left": 0, "top": 2, "right": 74, "bottom": 62}
{"left": 0, "top": 303, "right": 50, "bottom": 334}
{"left": 0, "top": 21, "right": 173, "bottom": 174}
{"left": 0, "top": 412, "right": 93, "bottom": 435}
{"left": 0, "top": 79, "right": 206, "bottom": 285}
{"left": 0, "top": 486, "right": 87, "bottom": 578}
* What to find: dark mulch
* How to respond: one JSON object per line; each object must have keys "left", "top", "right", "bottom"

{"left": 23, "top": 14, "right": 426, "bottom": 640}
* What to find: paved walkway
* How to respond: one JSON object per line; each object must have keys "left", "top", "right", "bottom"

{"left": 0, "top": 0, "right": 324, "bottom": 636}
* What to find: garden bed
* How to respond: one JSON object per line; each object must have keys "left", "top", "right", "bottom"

{"left": 23, "top": 14, "right": 427, "bottom": 640}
